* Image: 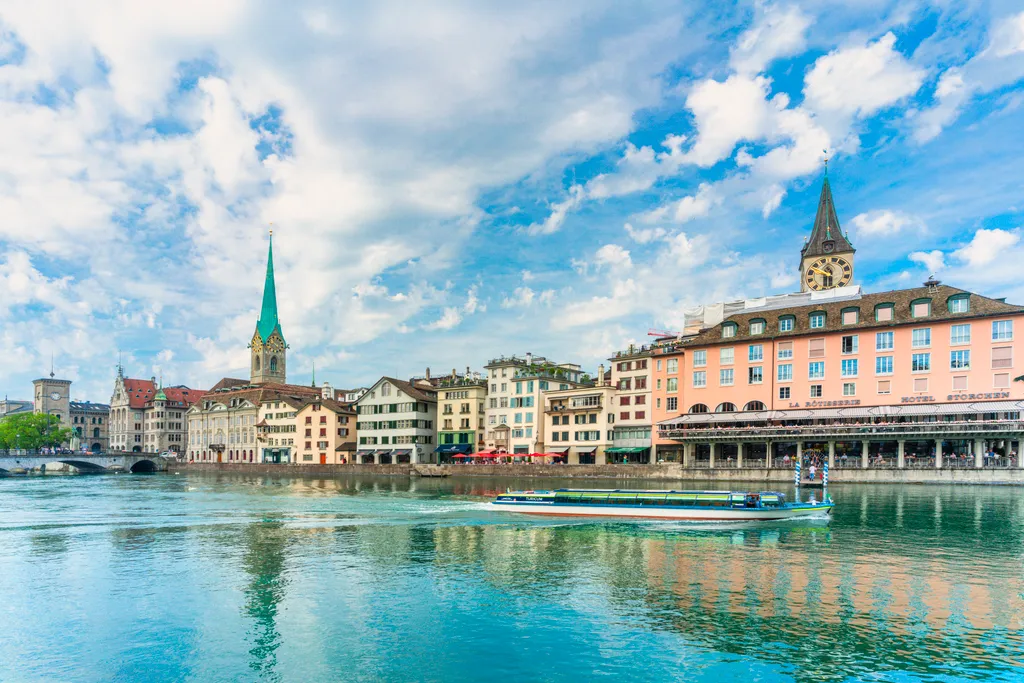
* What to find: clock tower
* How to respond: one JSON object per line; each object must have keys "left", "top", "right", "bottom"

{"left": 250, "top": 230, "right": 288, "bottom": 385}
{"left": 33, "top": 371, "right": 72, "bottom": 426}
{"left": 800, "top": 175, "right": 855, "bottom": 292}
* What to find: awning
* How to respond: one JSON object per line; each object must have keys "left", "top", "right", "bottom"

{"left": 391, "top": 449, "right": 412, "bottom": 457}
{"left": 373, "top": 449, "right": 393, "bottom": 457}
{"left": 434, "top": 444, "right": 472, "bottom": 454}
{"left": 606, "top": 447, "right": 647, "bottom": 454}
{"left": 356, "top": 449, "right": 376, "bottom": 456}
{"left": 547, "top": 447, "right": 569, "bottom": 454}
{"left": 577, "top": 448, "right": 596, "bottom": 454}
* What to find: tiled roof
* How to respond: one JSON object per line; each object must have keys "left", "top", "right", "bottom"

{"left": 194, "top": 380, "right": 321, "bottom": 411}
{"left": 361, "top": 377, "right": 437, "bottom": 403}
{"left": 209, "top": 377, "right": 250, "bottom": 392}
{"left": 682, "top": 284, "right": 1024, "bottom": 348}
{"left": 124, "top": 378, "right": 156, "bottom": 409}
{"left": 161, "top": 386, "right": 201, "bottom": 407}
{"left": 70, "top": 402, "right": 111, "bottom": 412}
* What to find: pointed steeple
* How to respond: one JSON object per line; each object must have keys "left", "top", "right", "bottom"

{"left": 801, "top": 176, "right": 854, "bottom": 259}
{"left": 256, "top": 230, "right": 285, "bottom": 344}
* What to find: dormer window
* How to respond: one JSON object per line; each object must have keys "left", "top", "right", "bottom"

{"left": 875, "top": 304, "right": 894, "bottom": 322}
{"left": 841, "top": 307, "right": 859, "bottom": 325}
{"left": 749, "top": 319, "right": 766, "bottom": 335}
{"left": 911, "top": 298, "right": 931, "bottom": 318}
{"left": 809, "top": 312, "right": 826, "bottom": 329}
{"left": 722, "top": 323, "right": 737, "bottom": 338}
{"left": 779, "top": 315, "right": 795, "bottom": 332}
{"left": 947, "top": 294, "right": 970, "bottom": 314}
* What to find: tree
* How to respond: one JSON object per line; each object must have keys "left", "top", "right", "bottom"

{"left": 0, "top": 413, "right": 74, "bottom": 452}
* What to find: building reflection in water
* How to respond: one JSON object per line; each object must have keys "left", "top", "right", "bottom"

{"left": 240, "top": 518, "right": 289, "bottom": 683}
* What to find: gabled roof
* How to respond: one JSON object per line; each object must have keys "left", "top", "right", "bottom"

{"left": 801, "top": 177, "right": 854, "bottom": 259}
{"left": 359, "top": 376, "right": 437, "bottom": 403}
{"left": 195, "top": 380, "right": 321, "bottom": 412}
{"left": 299, "top": 397, "right": 356, "bottom": 415}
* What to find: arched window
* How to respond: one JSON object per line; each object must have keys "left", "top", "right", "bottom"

{"left": 689, "top": 403, "right": 709, "bottom": 414}
{"left": 715, "top": 402, "right": 737, "bottom": 413}
{"left": 744, "top": 401, "right": 766, "bottom": 411}
{"left": 254, "top": 356, "right": 261, "bottom": 371}
{"left": 269, "top": 356, "right": 278, "bottom": 372}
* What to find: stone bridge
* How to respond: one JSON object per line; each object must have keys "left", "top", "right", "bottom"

{"left": 0, "top": 452, "right": 168, "bottom": 475}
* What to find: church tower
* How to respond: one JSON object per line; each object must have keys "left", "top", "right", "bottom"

{"left": 250, "top": 231, "right": 287, "bottom": 385}
{"left": 800, "top": 174, "right": 856, "bottom": 292}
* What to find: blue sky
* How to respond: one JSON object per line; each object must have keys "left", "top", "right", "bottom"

{"left": 1, "top": 0, "right": 1023, "bottom": 401}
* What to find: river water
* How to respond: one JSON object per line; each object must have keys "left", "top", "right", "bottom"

{"left": 1, "top": 472, "right": 1022, "bottom": 682}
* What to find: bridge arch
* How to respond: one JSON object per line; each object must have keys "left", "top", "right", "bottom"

{"left": 130, "top": 459, "right": 157, "bottom": 473}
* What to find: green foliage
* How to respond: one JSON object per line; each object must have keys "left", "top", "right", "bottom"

{"left": 0, "top": 413, "right": 74, "bottom": 451}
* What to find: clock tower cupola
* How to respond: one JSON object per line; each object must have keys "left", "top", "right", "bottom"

{"left": 800, "top": 172, "right": 856, "bottom": 292}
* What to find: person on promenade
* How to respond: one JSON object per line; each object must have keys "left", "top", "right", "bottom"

{"left": 808, "top": 463, "right": 817, "bottom": 481}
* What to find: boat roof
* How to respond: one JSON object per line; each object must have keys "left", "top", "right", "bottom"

{"left": 509, "top": 489, "right": 786, "bottom": 495}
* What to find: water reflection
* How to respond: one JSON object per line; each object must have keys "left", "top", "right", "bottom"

{"left": 240, "top": 518, "right": 288, "bottom": 682}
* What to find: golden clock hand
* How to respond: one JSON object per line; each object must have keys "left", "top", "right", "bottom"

{"left": 809, "top": 266, "right": 831, "bottom": 276}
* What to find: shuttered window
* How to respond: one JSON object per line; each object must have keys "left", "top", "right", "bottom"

{"left": 992, "top": 346, "right": 1013, "bottom": 369}
{"left": 809, "top": 338, "right": 825, "bottom": 358}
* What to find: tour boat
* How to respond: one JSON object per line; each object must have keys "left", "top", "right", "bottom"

{"left": 491, "top": 489, "right": 833, "bottom": 521}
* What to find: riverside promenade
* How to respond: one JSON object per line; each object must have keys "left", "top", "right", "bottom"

{"left": 173, "top": 461, "right": 1024, "bottom": 485}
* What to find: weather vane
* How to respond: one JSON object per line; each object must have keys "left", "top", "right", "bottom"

{"left": 823, "top": 149, "right": 829, "bottom": 177}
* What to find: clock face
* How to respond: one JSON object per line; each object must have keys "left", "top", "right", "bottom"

{"left": 805, "top": 256, "right": 853, "bottom": 291}
{"left": 49, "top": 391, "right": 61, "bottom": 401}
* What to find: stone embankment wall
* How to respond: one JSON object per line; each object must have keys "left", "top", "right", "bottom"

{"left": 173, "top": 461, "right": 1024, "bottom": 484}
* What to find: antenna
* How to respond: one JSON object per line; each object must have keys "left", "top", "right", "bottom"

{"left": 50, "top": 353, "right": 55, "bottom": 378}
{"left": 823, "top": 149, "right": 829, "bottom": 177}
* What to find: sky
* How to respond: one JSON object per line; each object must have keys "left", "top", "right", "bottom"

{"left": 1, "top": 0, "right": 1023, "bottom": 402}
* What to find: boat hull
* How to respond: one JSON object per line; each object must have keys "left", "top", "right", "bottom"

{"left": 490, "top": 502, "right": 832, "bottom": 521}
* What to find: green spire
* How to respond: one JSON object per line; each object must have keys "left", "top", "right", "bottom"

{"left": 256, "top": 231, "right": 285, "bottom": 344}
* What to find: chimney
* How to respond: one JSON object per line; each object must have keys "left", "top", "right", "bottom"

{"left": 425, "top": 367, "right": 431, "bottom": 380}
{"left": 598, "top": 364, "right": 605, "bottom": 386}
{"left": 525, "top": 352, "right": 533, "bottom": 365}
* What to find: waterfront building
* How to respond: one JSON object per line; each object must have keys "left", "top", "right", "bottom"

{"left": 0, "top": 398, "right": 33, "bottom": 418}
{"left": 483, "top": 354, "right": 588, "bottom": 454}
{"left": 653, "top": 176, "right": 1024, "bottom": 471}
{"left": 355, "top": 377, "right": 437, "bottom": 463}
{"left": 608, "top": 346, "right": 655, "bottom": 463}
{"left": 109, "top": 367, "right": 199, "bottom": 453}
{"left": 294, "top": 398, "right": 356, "bottom": 464}
{"left": 544, "top": 376, "right": 617, "bottom": 464}
{"left": 435, "top": 369, "right": 487, "bottom": 460}
{"left": 69, "top": 401, "right": 110, "bottom": 453}
{"left": 256, "top": 395, "right": 303, "bottom": 463}
{"left": 32, "top": 372, "right": 71, "bottom": 425}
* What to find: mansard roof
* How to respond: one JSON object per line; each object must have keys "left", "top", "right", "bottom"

{"left": 801, "top": 176, "right": 854, "bottom": 259}
{"left": 681, "top": 284, "right": 1024, "bottom": 348}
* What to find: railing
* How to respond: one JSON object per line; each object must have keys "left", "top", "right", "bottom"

{"left": 661, "top": 420, "right": 1024, "bottom": 441}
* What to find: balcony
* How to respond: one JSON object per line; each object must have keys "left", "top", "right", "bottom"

{"left": 659, "top": 419, "right": 1024, "bottom": 442}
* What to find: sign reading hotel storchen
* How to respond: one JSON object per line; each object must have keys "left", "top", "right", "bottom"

{"left": 900, "top": 392, "right": 1011, "bottom": 404}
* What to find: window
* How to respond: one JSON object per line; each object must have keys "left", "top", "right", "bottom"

{"left": 841, "top": 335, "right": 858, "bottom": 354}
{"left": 691, "top": 372, "right": 705, "bottom": 388}
{"left": 875, "top": 304, "right": 894, "bottom": 322}
{"left": 810, "top": 385, "right": 822, "bottom": 398}
{"left": 514, "top": 413, "right": 522, "bottom": 423}
{"left": 843, "top": 382, "right": 856, "bottom": 396}
{"left": 779, "top": 316, "right": 794, "bottom": 332}
{"left": 952, "top": 376, "right": 968, "bottom": 391}
{"left": 668, "top": 358, "right": 680, "bottom": 373}
{"left": 668, "top": 377, "right": 679, "bottom": 392}
{"left": 950, "top": 350, "right": 971, "bottom": 370}
{"left": 634, "top": 411, "right": 646, "bottom": 420}
{"left": 948, "top": 295, "right": 970, "bottom": 313}
{"left": 619, "top": 396, "right": 631, "bottom": 406}
{"left": 778, "top": 341, "right": 793, "bottom": 360}
{"left": 950, "top": 324, "right": 971, "bottom": 345}
{"left": 748, "top": 367, "right": 763, "bottom": 384}
{"left": 779, "top": 386, "right": 790, "bottom": 399}
{"left": 876, "top": 356, "right": 893, "bottom": 375}
{"left": 911, "top": 299, "right": 931, "bottom": 318}
{"left": 720, "top": 369, "right": 734, "bottom": 386}
{"left": 656, "top": 360, "right": 662, "bottom": 371}
{"left": 750, "top": 320, "right": 765, "bottom": 335}
{"left": 842, "top": 308, "right": 859, "bottom": 325}
{"left": 720, "top": 348, "right": 734, "bottom": 365}
{"left": 993, "top": 320, "right": 1014, "bottom": 341}
{"left": 912, "top": 328, "right": 931, "bottom": 348}
{"left": 667, "top": 397, "right": 678, "bottom": 411}
{"left": 689, "top": 404, "right": 709, "bottom": 414}
{"left": 912, "top": 353, "right": 931, "bottom": 372}
{"left": 841, "top": 359, "right": 858, "bottom": 377}
{"left": 778, "top": 364, "right": 793, "bottom": 381}
{"left": 994, "top": 373, "right": 1010, "bottom": 388}
{"left": 914, "top": 378, "right": 928, "bottom": 392}
{"left": 723, "top": 323, "right": 737, "bottom": 338}
{"left": 877, "top": 380, "right": 891, "bottom": 394}
{"left": 748, "top": 345, "right": 763, "bottom": 362}
{"left": 992, "top": 346, "right": 1013, "bottom": 369}
{"left": 810, "top": 312, "right": 825, "bottom": 328}
{"left": 875, "top": 331, "right": 894, "bottom": 351}
{"left": 656, "top": 379, "right": 662, "bottom": 389}
{"left": 808, "top": 362, "right": 825, "bottom": 379}
{"left": 809, "top": 338, "right": 825, "bottom": 358}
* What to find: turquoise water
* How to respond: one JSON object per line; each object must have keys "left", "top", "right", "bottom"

{"left": 1, "top": 473, "right": 1022, "bottom": 683}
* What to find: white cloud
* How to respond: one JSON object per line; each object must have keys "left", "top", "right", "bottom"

{"left": 953, "top": 228, "right": 1020, "bottom": 267}
{"left": 850, "top": 209, "right": 923, "bottom": 236}
{"left": 424, "top": 307, "right": 463, "bottom": 331}
{"left": 730, "top": 4, "right": 811, "bottom": 75}
{"left": 683, "top": 75, "right": 774, "bottom": 167}
{"left": 909, "top": 250, "right": 946, "bottom": 273}
{"left": 666, "top": 232, "right": 711, "bottom": 267}
{"left": 624, "top": 222, "right": 667, "bottom": 243}
{"left": 501, "top": 287, "right": 535, "bottom": 308}
{"left": 594, "top": 244, "right": 632, "bottom": 270}
{"left": 525, "top": 184, "right": 584, "bottom": 236}
{"left": 803, "top": 33, "right": 925, "bottom": 118}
